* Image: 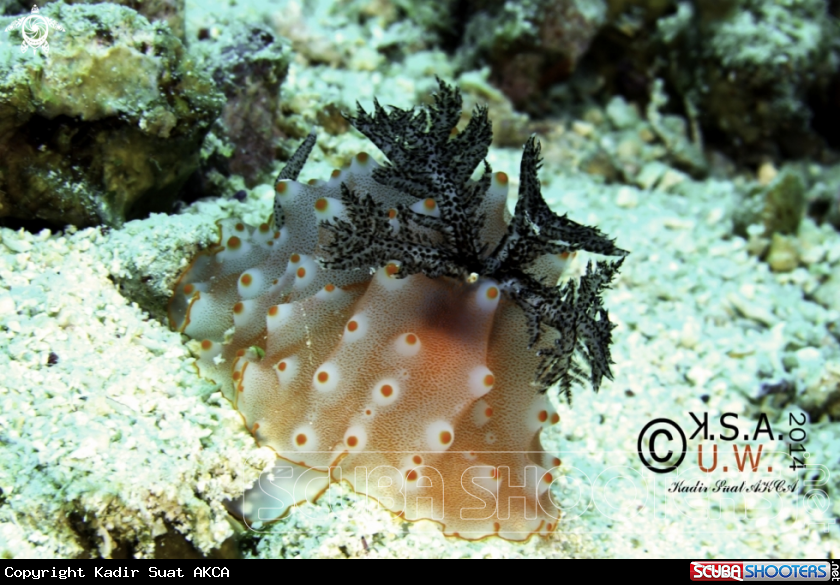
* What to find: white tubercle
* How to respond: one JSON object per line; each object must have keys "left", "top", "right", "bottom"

{"left": 393, "top": 332, "right": 421, "bottom": 357}
{"left": 312, "top": 362, "right": 341, "bottom": 393}
{"left": 371, "top": 379, "right": 401, "bottom": 407}
{"left": 425, "top": 420, "right": 455, "bottom": 452}
{"left": 467, "top": 365, "right": 495, "bottom": 398}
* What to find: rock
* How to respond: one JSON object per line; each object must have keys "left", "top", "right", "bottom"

{"left": 0, "top": 0, "right": 32, "bottom": 16}
{"left": 191, "top": 21, "right": 291, "bottom": 188}
{"left": 732, "top": 167, "right": 806, "bottom": 238}
{"left": 798, "top": 359, "right": 840, "bottom": 420}
{"left": 757, "top": 161, "right": 778, "bottom": 185}
{"left": 47, "top": 0, "right": 186, "bottom": 40}
{"left": 762, "top": 170, "right": 806, "bottom": 235}
{"left": 459, "top": 0, "right": 607, "bottom": 110}
{"left": 727, "top": 292, "right": 777, "bottom": 327}
{"left": 636, "top": 161, "right": 669, "bottom": 190}
{"left": 813, "top": 266, "right": 840, "bottom": 311}
{"left": 615, "top": 186, "right": 639, "bottom": 208}
{"left": 576, "top": 0, "right": 838, "bottom": 161}
{"left": 0, "top": 1, "right": 222, "bottom": 227}
{"left": 606, "top": 96, "right": 641, "bottom": 130}
{"left": 667, "top": 0, "right": 837, "bottom": 159}
{"left": 766, "top": 233, "right": 799, "bottom": 273}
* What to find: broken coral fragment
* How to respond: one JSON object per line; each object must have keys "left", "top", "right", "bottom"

{"left": 169, "top": 79, "right": 626, "bottom": 540}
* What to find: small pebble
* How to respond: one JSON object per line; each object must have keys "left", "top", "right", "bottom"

{"left": 757, "top": 161, "right": 778, "bottom": 185}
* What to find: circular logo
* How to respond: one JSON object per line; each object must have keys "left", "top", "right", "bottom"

{"left": 637, "top": 418, "right": 687, "bottom": 473}
{"left": 21, "top": 14, "right": 49, "bottom": 49}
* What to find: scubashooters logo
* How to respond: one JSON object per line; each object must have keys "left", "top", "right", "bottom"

{"left": 690, "top": 560, "right": 833, "bottom": 581}
{"left": 4, "top": 5, "right": 65, "bottom": 55}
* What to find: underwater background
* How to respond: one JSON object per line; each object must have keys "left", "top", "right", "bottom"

{"left": 1, "top": 0, "right": 839, "bottom": 558}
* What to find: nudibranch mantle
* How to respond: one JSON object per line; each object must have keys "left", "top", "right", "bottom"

{"left": 169, "top": 79, "right": 626, "bottom": 541}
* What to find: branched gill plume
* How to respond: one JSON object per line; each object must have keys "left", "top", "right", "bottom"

{"left": 300, "top": 78, "right": 627, "bottom": 403}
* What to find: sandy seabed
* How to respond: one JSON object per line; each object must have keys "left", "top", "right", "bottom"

{"left": 2, "top": 144, "right": 838, "bottom": 557}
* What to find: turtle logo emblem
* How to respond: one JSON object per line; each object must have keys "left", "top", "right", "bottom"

{"left": 5, "top": 5, "right": 65, "bottom": 55}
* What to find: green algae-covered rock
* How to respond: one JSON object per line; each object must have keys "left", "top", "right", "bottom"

{"left": 0, "top": 1, "right": 223, "bottom": 227}
{"left": 4, "top": 0, "right": 187, "bottom": 40}
{"left": 733, "top": 167, "right": 807, "bottom": 239}
{"left": 59, "top": 0, "right": 186, "bottom": 40}
{"left": 668, "top": 0, "right": 837, "bottom": 158}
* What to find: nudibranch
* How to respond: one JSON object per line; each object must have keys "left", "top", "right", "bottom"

{"left": 169, "top": 79, "right": 626, "bottom": 541}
